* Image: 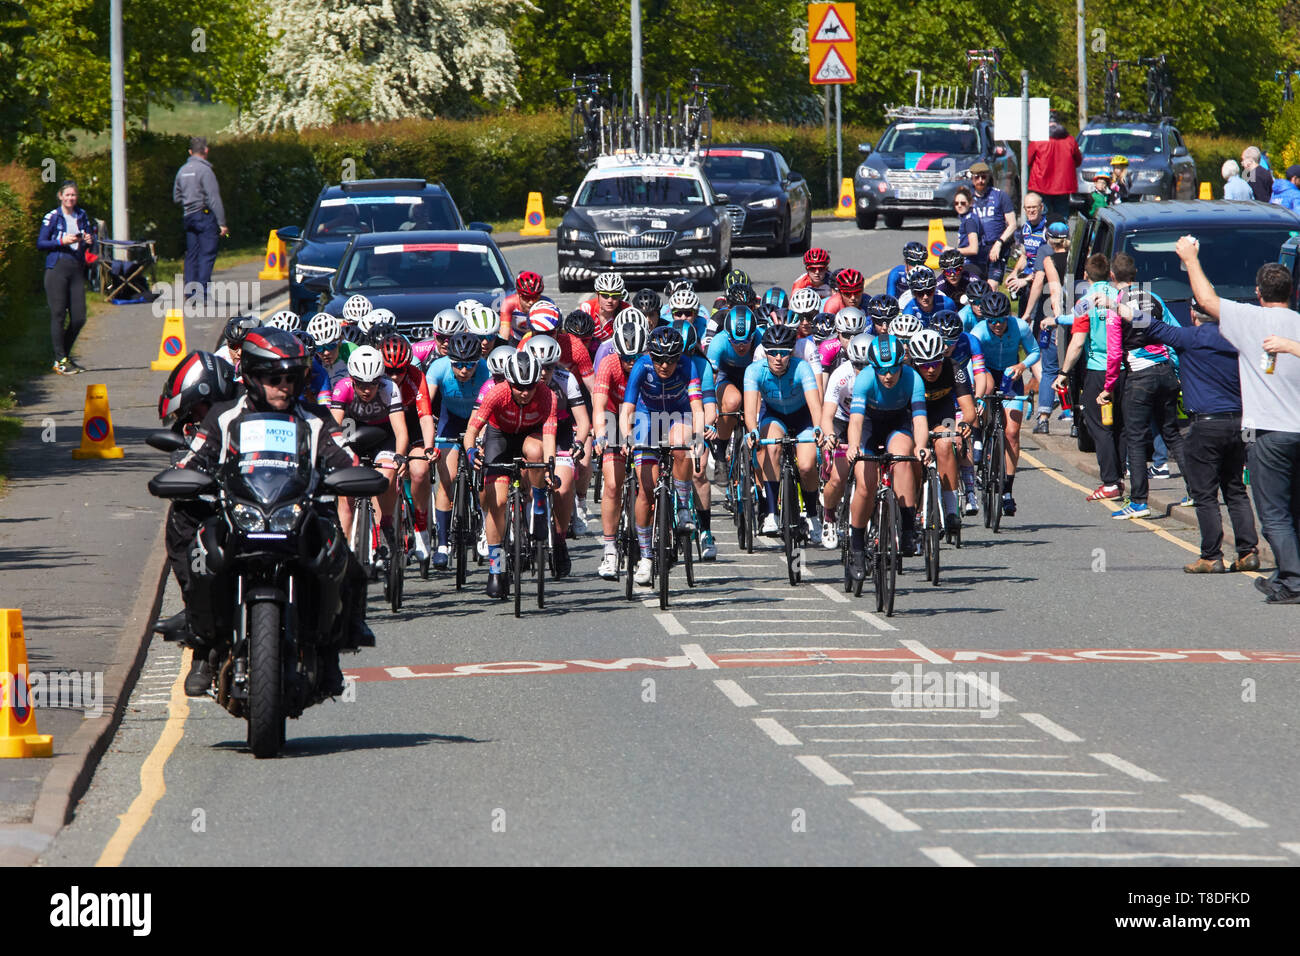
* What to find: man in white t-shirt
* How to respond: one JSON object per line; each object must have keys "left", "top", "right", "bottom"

{"left": 1177, "top": 236, "right": 1300, "bottom": 603}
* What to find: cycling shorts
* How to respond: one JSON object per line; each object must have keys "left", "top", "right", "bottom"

{"left": 435, "top": 410, "right": 470, "bottom": 442}
{"left": 482, "top": 425, "right": 540, "bottom": 476}
{"left": 714, "top": 363, "right": 748, "bottom": 395}
{"left": 404, "top": 407, "right": 428, "bottom": 449}
{"left": 759, "top": 406, "right": 815, "bottom": 443}
{"left": 859, "top": 408, "right": 913, "bottom": 455}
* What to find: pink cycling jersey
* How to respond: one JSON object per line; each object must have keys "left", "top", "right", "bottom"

{"left": 330, "top": 376, "right": 402, "bottom": 425}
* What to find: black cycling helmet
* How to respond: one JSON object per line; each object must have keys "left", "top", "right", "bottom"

{"left": 724, "top": 269, "right": 751, "bottom": 290}
{"left": 723, "top": 305, "right": 758, "bottom": 341}
{"left": 633, "top": 288, "right": 662, "bottom": 315}
{"left": 868, "top": 294, "right": 901, "bottom": 323}
{"left": 341, "top": 321, "right": 367, "bottom": 345}
{"left": 562, "top": 309, "right": 595, "bottom": 339}
{"left": 965, "top": 277, "right": 990, "bottom": 304}
{"left": 934, "top": 310, "right": 964, "bottom": 343}
{"left": 447, "top": 330, "right": 482, "bottom": 363}
{"left": 292, "top": 328, "right": 317, "bottom": 352}
{"left": 903, "top": 241, "right": 928, "bottom": 266}
{"left": 663, "top": 279, "right": 693, "bottom": 296}
{"left": 982, "top": 291, "right": 1011, "bottom": 319}
{"left": 223, "top": 314, "right": 260, "bottom": 348}
{"left": 939, "top": 248, "right": 965, "bottom": 271}
{"left": 726, "top": 282, "right": 756, "bottom": 307}
{"left": 908, "top": 267, "right": 938, "bottom": 294}
{"left": 813, "top": 312, "right": 836, "bottom": 340}
{"left": 366, "top": 322, "right": 397, "bottom": 347}
{"left": 761, "top": 324, "right": 798, "bottom": 351}
{"left": 158, "top": 350, "right": 237, "bottom": 427}
{"left": 240, "top": 328, "right": 311, "bottom": 410}
{"left": 647, "top": 325, "right": 685, "bottom": 361}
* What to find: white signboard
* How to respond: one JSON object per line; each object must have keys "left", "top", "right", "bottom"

{"left": 993, "top": 97, "right": 1051, "bottom": 141}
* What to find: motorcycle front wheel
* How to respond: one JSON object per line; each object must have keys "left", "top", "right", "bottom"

{"left": 247, "top": 601, "right": 285, "bottom": 758}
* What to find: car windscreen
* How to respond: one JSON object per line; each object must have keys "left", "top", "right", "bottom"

{"left": 703, "top": 151, "right": 777, "bottom": 181}
{"left": 1079, "top": 128, "right": 1162, "bottom": 156}
{"left": 340, "top": 243, "right": 509, "bottom": 292}
{"left": 1121, "top": 228, "right": 1296, "bottom": 302}
{"left": 577, "top": 175, "right": 706, "bottom": 207}
{"left": 309, "top": 196, "right": 460, "bottom": 239}
{"left": 877, "top": 123, "right": 981, "bottom": 154}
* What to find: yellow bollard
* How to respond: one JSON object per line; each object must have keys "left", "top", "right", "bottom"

{"left": 835, "top": 178, "right": 855, "bottom": 218}
{"left": 1198, "top": 181, "right": 1212, "bottom": 200}
{"left": 0, "top": 610, "right": 54, "bottom": 758}
{"left": 71, "top": 384, "right": 125, "bottom": 460}
{"left": 258, "top": 229, "right": 288, "bottom": 280}
{"left": 925, "top": 218, "right": 949, "bottom": 268}
{"left": 150, "top": 309, "right": 188, "bottom": 372}
{"left": 520, "top": 193, "right": 550, "bottom": 237}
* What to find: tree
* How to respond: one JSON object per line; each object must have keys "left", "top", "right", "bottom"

{"left": 235, "top": 0, "right": 527, "bottom": 132}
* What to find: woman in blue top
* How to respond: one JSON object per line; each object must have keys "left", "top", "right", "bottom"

{"left": 37, "top": 180, "right": 97, "bottom": 375}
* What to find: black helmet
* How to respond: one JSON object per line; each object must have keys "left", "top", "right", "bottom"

{"left": 908, "top": 267, "right": 937, "bottom": 294}
{"left": 633, "top": 288, "right": 662, "bottom": 315}
{"left": 761, "top": 324, "right": 798, "bottom": 351}
{"left": 726, "top": 282, "right": 756, "bottom": 307}
{"left": 158, "top": 350, "right": 236, "bottom": 427}
{"left": 903, "top": 241, "right": 928, "bottom": 266}
{"left": 981, "top": 291, "right": 1011, "bottom": 319}
{"left": 341, "top": 322, "right": 367, "bottom": 345}
{"left": 724, "top": 269, "right": 752, "bottom": 290}
{"left": 939, "top": 248, "right": 965, "bottom": 271}
{"left": 965, "top": 278, "right": 990, "bottom": 305}
{"left": 447, "top": 330, "right": 482, "bottom": 363}
{"left": 647, "top": 326, "right": 685, "bottom": 361}
{"left": 292, "top": 328, "right": 317, "bottom": 352}
{"left": 934, "top": 310, "right": 964, "bottom": 343}
{"left": 240, "top": 328, "right": 311, "bottom": 410}
{"left": 868, "top": 294, "right": 901, "bottom": 323}
{"left": 563, "top": 309, "right": 595, "bottom": 339}
{"left": 223, "top": 314, "right": 260, "bottom": 348}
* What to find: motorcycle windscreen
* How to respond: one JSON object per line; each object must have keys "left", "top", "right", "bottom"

{"left": 228, "top": 413, "right": 312, "bottom": 505}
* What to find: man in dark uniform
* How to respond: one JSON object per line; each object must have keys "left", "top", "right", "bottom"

{"left": 173, "top": 136, "right": 228, "bottom": 303}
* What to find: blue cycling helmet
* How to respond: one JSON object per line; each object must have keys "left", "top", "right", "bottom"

{"left": 868, "top": 294, "right": 901, "bottom": 324}
{"left": 724, "top": 305, "right": 757, "bottom": 341}
{"left": 648, "top": 325, "right": 685, "bottom": 361}
{"left": 670, "top": 318, "right": 699, "bottom": 354}
{"left": 762, "top": 287, "right": 789, "bottom": 314}
{"left": 867, "top": 333, "right": 905, "bottom": 371}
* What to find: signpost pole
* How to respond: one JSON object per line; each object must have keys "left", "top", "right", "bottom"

{"left": 835, "top": 84, "right": 843, "bottom": 188}
{"left": 1021, "top": 70, "right": 1030, "bottom": 217}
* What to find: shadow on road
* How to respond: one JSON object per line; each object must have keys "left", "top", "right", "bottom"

{"left": 214, "top": 731, "right": 492, "bottom": 757}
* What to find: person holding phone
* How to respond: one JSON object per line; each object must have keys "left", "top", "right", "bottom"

{"left": 37, "top": 179, "right": 97, "bottom": 375}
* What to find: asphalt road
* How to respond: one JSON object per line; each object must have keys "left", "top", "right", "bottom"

{"left": 40, "top": 220, "right": 1300, "bottom": 867}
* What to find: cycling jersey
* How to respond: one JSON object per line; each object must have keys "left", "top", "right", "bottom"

{"left": 591, "top": 337, "right": 619, "bottom": 375}
{"left": 412, "top": 339, "right": 441, "bottom": 371}
{"left": 623, "top": 354, "right": 702, "bottom": 415}
{"left": 470, "top": 381, "right": 558, "bottom": 436}
{"left": 823, "top": 292, "right": 864, "bottom": 315}
{"left": 885, "top": 265, "right": 911, "bottom": 300}
{"left": 958, "top": 303, "right": 980, "bottom": 332}
{"left": 792, "top": 273, "right": 833, "bottom": 299}
{"left": 658, "top": 304, "right": 710, "bottom": 339}
{"left": 330, "top": 376, "right": 403, "bottom": 425}
{"left": 691, "top": 355, "right": 717, "bottom": 407}
{"left": 499, "top": 293, "right": 557, "bottom": 341}
{"left": 902, "top": 293, "right": 958, "bottom": 326}
{"left": 1016, "top": 217, "right": 1048, "bottom": 277}
{"left": 938, "top": 272, "right": 969, "bottom": 304}
{"left": 756, "top": 337, "right": 823, "bottom": 375}
{"left": 950, "top": 331, "right": 987, "bottom": 380}
{"left": 743, "top": 357, "right": 818, "bottom": 417}
{"left": 579, "top": 296, "right": 628, "bottom": 341}
{"left": 1104, "top": 289, "right": 1177, "bottom": 392}
{"left": 594, "top": 353, "right": 630, "bottom": 408}
{"left": 1072, "top": 281, "right": 1117, "bottom": 372}
{"left": 392, "top": 366, "right": 434, "bottom": 419}
{"left": 971, "top": 317, "right": 1040, "bottom": 373}
{"left": 706, "top": 329, "right": 759, "bottom": 384}
{"left": 824, "top": 361, "right": 860, "bottom": 421}
{"left": 850, "top": 366, "right": 927, "bottom": 417}
{"left": 306, "top": 358, "right": 332, "bottom": 406}
{"left": 921, "top": 359, "right": 973, "bottom": 424}
{"left": 428, "top": 356, "right": 489, "bottom": 420}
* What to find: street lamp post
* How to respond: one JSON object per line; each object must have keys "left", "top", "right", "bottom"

{"left": 110, "top": 0, "right": 128, "bottom": 250}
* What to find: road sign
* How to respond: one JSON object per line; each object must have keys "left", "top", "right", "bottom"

{"left": 807, "top": 3, "right": 856, "bottom": 86}
{"left": 812, "top": 45, "right": 856, "bottom": 84}
{"left": 811, "top": 4, "right": 853, "bottom": 43}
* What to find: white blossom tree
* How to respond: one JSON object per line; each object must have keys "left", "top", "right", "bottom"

{"left": 235, "top": 0, "right": 526, "bottom": 132}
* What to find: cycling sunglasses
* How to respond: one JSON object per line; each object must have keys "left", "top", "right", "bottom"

{"left": 672, "top": 309, "right": 696, "bottom": 317}
{"left": 916, "top": 360, "right": 944, "bottom": 372}
{"left": 451, "top": 361, "right": 476, "bottom": 371}
{"left": 876, "top": 364, "right": 903, "bottom": 376}
{"left": 766, "top": 348, "right": 794, "bottom": 359}
{"left": 598, "top": 291, "right": 621, "bottom": 299}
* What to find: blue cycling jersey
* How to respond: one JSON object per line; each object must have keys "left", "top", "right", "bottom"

{"left": 307, "top": 358, "right": 332, "bottom": 405}
{"left": 691, "top": 355, "right": 718, "bottom": 406}
{"left": 971, "top": 317, "right": 1040, "bottom": 372}
{"left": 429, "top": 354, "right": 490, "bottom": 419}
{"left": 886, "top": 265, "right": 911, "bottom": 299}
{"left": 742, "top": 357, "right": 818, "bottom": 416}
{"left": 623, "top": 354, "right": 702, "bottom": 415}
{"left": 658, "top": 304, "right": 711, "bottom": 340}
{"left": 850, "top": 366, "right": 927, "bottom": 417}
{"left": 958, "top": 303, "right": 979, "bottom": 332}
{"left": 706, "top": 328, "right": 759, "bottom": 376}
{"left": 950, "top": 331, "right": 986, "bottom": 376}
{"left": 902, "top": 293, "right": 957, "bottom": 326}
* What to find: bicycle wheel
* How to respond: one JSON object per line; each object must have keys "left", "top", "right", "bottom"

{"left": 930, "top": 471, "right": 944, "bottom": 585}
{"left": 883, "top": 491, "right": 900, "bottom": 616}
{"left": 873, "top": 497, "right": 888, "bottom": 612}
{"left": 740, "top": 449, "right": 756, "bottom": 554}
{"left": 697, "top": 104, "right": 712, "bottom": 154}
{"left": 536, "top": 533, "right": 546, "bottom": 609}
{"left": 511, "top": 490, "right": 524, "bottom": 618}
{"left": 988, "top": 426, "right": 1005, "bottom": 533}
{"left": 782, "top": 464, "right": 798, "bottom": 587}
{"left": 657, "top": 481, "right": 672, "bottom": 610}
{"left": 682, "top": 526, "right": 695, "bottom": 588}
{"left": 453, "top": 468, "right": 468, "bottom": 591}
{"left": 389, "top": 495, "right": 405, "bottom": 613}
{"left": 622, "top": 469, "right": 638, "bottom": 601}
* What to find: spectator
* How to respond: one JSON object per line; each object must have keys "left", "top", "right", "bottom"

{"left": 1269, "top": 164, "right": 1300, "bottom": 212}
{"left": 173, "top": 136, "right": 228, "bottom": 304}
{"left": 1005, "top": 193, "right": 1047, "bottom": 315}
{"left": 953, "top": 186, "right": 979, "bottom": 264}
{"left": 1144, "top": 297, "right": 1259, "bottom": 573}
{"left": 1025, "top": 220, "right": 1072, "bottom": 433}
{"left": 1087, "top": 172, "right": 1111, "bottom": 217}
{"left": 36, "top": 179, "right": 97, "bottom": 375}
{"left": 1026, "top": 114, "right": 1082, "bottom": 224}
{"left": 1177, "top": 236, "right": 1300, "bottom": 603}
{"left": 1241, "top": 146, "right": 1273, "bottom": 203}
{"left": 966, "top": 162, "right": 1017, "bottom": 290}
{"left": 1221, "top": 160, "right": 1252, "bottom": 200}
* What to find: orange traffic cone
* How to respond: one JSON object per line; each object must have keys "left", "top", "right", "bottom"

{"left": 0, "top": 610, "right": 53, "bottom": 758}
{"left": 258, "top": 229, "right": 288, "bottom": 280}
{"left": 925, "top": 218, "right": 949, "bottom": 268}
{"left": 150, "top": 309, "right": 188, "bottom": 372}
{"left": 835, "top": 178, "right": 856, "bottom": 218}
{"left": 521, "top": 192, "right": 550, "bottom": 237}
{"left": 71, "top": 384, "right": 124, "bottom": 460}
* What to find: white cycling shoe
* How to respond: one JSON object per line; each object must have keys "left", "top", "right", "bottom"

{"left": 760, "top": 513, "right": 780, "bottom": 536}
{"left": 571, "top": 506, "right": 589, "bottom": 536}
{"left": 634, "top": 557, "right": 654, "bottom": 586}
{"left": 597, "top": 553, "right": 618, "bottom": 580}
{"left": 821, "top": 521, "right": 839, "bottom": 550}
{"left": 808, "top": 516, "right": 823, "bottom": 545}
{"left": 964, "top": 491, "right": 980, "bottom": 516}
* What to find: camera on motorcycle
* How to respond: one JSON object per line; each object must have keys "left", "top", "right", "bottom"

{"left": 148, "top": 468, "right": 217, "bottom": 499}
{"left": 146, "top": 430, "right": 190, "bottom": 454}
{"left": 322, "top": 466, "right": 390, "bottom": 497}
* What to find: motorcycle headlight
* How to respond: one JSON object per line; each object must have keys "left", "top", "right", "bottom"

{"left": 747, "top": 197, "right": 779, "bottom": 209}
{"left": 268, "top": 502, "right": 304, "bottom": 533}
{"left": 1134, "top": 169, "right": 1164, "bottom": 184}
{"left": 564, "top": 228, "right": 595, "bottom": 243}
{"left": 858, "top": 166, "right": 881, "bottom": 180}
{"left": 231, "top": 503, "right": 265, "bottom": 532}
{"left": 688, "top": 226, "right": 713, "bottom": 240}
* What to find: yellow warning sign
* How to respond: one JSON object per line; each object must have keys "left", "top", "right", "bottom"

{"left": 808, "top": 3, "right": 856, "bottom": 86}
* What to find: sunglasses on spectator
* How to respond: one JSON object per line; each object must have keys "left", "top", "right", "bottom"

{"left": 766, "top": 349, "right": 793, "bottom": 359}
{"left": 916, "top": 360, "right": 944, "bottom": 372}
{"left": 953, "top": 200, "right": 970, "bottom": 209}
{"left": 971, "top": 173, "right": 989, "bottom": 179}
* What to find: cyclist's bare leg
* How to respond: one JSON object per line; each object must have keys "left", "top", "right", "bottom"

{"left": 796, "top": 441, "right": 819, "bottom": 500}
{"left": 888, "top": 433, "right": 918, "bottom": 508}
{"left": 1005, "top": 404, "right": 1023, "bottom": 477}
{"left": 601, "top": 452, "right": 627, "bottom": 538}
{"left": 850, "top": 458, "right": 878, "bottom": 530}
{"left": 823, "top": 452, "right": 848, "bottom": 512}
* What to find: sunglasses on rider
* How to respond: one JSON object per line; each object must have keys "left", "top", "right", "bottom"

{"left": 672, "top": 309, "right": 695, "bottom": 317}
{"left": 766, "top": 349, "right": 793, "bottom": 359}
{"left": 452, "top": 361, "right": 476, "bottom": 370}
{"left": 598, "top": 291, "right": 620, "bottom": 299}
{"left": 916, "top": 360, "right": 944, "bottom": 372}
{"left": 652, "top": 357, "right": 678, "bottom": 367}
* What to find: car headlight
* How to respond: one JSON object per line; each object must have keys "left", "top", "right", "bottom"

{"left": 294, "top": 264, "right": 335, "bottom": 285}
{"left": 564, "top": 228, "right": 595, "bottom": 243}
{"left": 858, "top": 166, "right": 881, "bottom": 180}
{"left": 747, "top": 197, "right": 779, "bottom": 209}
{"left": 231, "top": 504, "right": 265, "bottom": 532}
{"left": 1134, "top": 170, "right": 1164, "bottom": 184}
{"left": 267, "top": 503, "right": 303, "bottom": 533}
{"left": 687, "top": 226, "right": 713, "bottom": 240}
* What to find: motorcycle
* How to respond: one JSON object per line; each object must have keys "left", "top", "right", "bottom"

{"left": 147, "top": 416, "right": 388, "bottom": 758}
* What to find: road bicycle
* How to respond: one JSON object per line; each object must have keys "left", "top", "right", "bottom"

{"left": 718, "top": 412, "right": 760, "bottom": 552}
{"left": 433, "top": 436, "right": 481, "bottom": 591}
{"left": 555, "top": 73, "right": 612, "bottom": 164}
{"left": 485, "top": 456, "right": 556, "bottom": 618}
{"left": 758, "top": 433, "right": 821, "bottom": 586}
{"left": 853, "top": 452, "right": 919, "bottom": 616}
{"left": 977, "top": 389, "right": 1028, "bottom": 533}
{"left": 1138, "top": 55, "right": 1171, "bottom": 117}
{"left": 679, "top": 69, "right": 726, "bottom": 154}
{"left": 919, "top": 430, "right": 962, "bottom": 585}
{"left": 1277, "top": 68, "right": 1300, "bottom": 104}
{"left": 966, "top": 49, "right": 1006, "bottom": 118}
{"left": 616, "top": 447, "right": 640, "bottom": 601}
{"left": 1102, "top": 57, "right": 1126, "bottom": 117}
{"left": 631, "top": 441, "right": 701, "bottom": 609}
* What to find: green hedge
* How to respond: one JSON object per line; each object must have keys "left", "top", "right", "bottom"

{"left": 1185, "top": 133, "right": 1255, "bottom": 198}
{"left": 0, "top": 163, "right": 42, "bottom": 323}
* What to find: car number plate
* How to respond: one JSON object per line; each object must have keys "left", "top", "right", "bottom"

{"left": 896, "top": 188, "right": 934, "bottom": 201}
{"left": 613, "top": 249, "right": 660, "bottom": 264}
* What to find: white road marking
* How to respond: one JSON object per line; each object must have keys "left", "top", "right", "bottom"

{"left": 745, "top": 671, "right": 906, "bottom": 678}
{"left": 719, "top": 649, "right": 861, "bottom": 655}
{"left": 1179, "top": 794, "right": 1268, "bottom": 828}
{"left": 765, "top": 707, "right": 971, "bottom": 713}
{"left": 676, "top": 606, "right": 838, "bottom": 613}
{"left": 703, "top": 618, "right": 844, "bottom": 625}
{"left": 713, "top": 679, "right": 758, "bottom": 707}
{"left": 1090, "top": 752, "right": 1165, "bottom": 782}
{"left": 829, "top": 752, "right": 1069, "bottom": 760}
{"left": 919, "top": 846, "right": 976, "bottom": 867}
{"left": 813, "top": 583, "right": 851, "bottom": 604}
{"left": 849, "top": 797, "right": 922, "bottom": 831}
{"left": 646, "top": 595, "right": 824, "bottom": 606}
{"left": 797, "top": 722, "right": 1019, "bottom": 728}
{"left": 858, "top": 788, "right": 1139, "bottom": 795}
{"left": 851, "top": 769, "right": 1104, "bottom": 777}
{"left": 796, "top": 755, "right": 853, "bottom": 786}
{"left": 1281, "top": 843, "right": 1300, "bottom": 858}
{"left": 976, "top": 852, "right": 1287, "bottom": 862}
{"left": 654, "top": 613, "right": 687, "bottom": 635}
{"left": 712, "top": 632, "right": 881, "bottom": 638}
{"left": 850, "top": 608, "right": 897, "bottom": 631}
{"left": 680, "top": 643, "right": 717, "bottom": 670}
{"left": 814, "top": 737, "right": 1041, "bottom": 743}
{"left": 1020, "top": 712, "right": 1084, "bottom": 742}
{"left": 941, "top": 827, "right": 1233, "bottom": 836}
{"left": 899, "top": 638, "right": 946, "bottom": 664}
{"left": 766, "top": 690, "right": 898, "bottom": 696}
{"left": 908, "top": 805, "right": 1182, "bottom": 814}
{"left": 753, "top": 717, "right": 802, "bottom": 746}
{"left": 953, "top": 672, "right": 1015, "bottom": 703}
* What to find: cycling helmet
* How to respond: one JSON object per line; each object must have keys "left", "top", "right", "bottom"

{"left": 835, "top": 268, "right": 865, "bottom": 294}
{"left": 292, "top": 328, "right": 317, "bottom": 353}
{"left": 669, "top": 318, "right": 699, "bottom": 354}
{"left": 909, "top": 328, "right": 946, "bottom": 362}
{"left": 889, "top": 313, "right": 925, "bottom": 341}
{"left": 868, "top": 294, "right": 901, "bottom": 323}
{"left": 522, "top": 334, "right": 562, "bottom": 369}
{"left": 504, "top": 350, "right": 542, "bottom": 388}
{"left": 158, "top": 351, "right": 237, "bottom": 427}
{"left": 762, "top": 287, "right": 790, "bottom": 314}
{"left": 907, "top": 267, "right": 937, "bottom": 294}
{"left": 724, "top": 269, "right": 751, "bottom": 290}
{"left": 664, "top": 279, "right": 694, "bottom": 296}
{"left": 486, "top": 345, "right": 515, "bottom": 377}
{"left": 835, "top": 307, "right": 867, "bottom": 336}
{"left": 669, "top": 288, "right": 701, "bottom": 313}
{"left": 342, "top": 295, "right": 373, "bottom": 322}
{"left": 465, "top": 303, "right": 501, "bottom": 338}
{"left": 647, "top": 326, "right": 685, "bottom": 361}
{"left": 241, "top": 329, "right": 312, "bottom": 409}
{"left": 516, "top": 271, "right": 544, "bottom": 298}
{"left": 761, "top": 324, "right": 798, "bottom": 351}
{"left": 934, "top": 310, "right": 964, "bottom": 344}
{"left": 1046, "top": 220, "right": 1071, "bottom": 240}
{"left": 981, "top": 291, "right": 1011, "bottom": 319}
{"left": 563, "top": 309, "right": 595, "bottom": 339}
{"left": 803, "top": 247, "right": 830, "bottom": 269}
{"left": 455, "top": 298, "right": 480, "bottom": 319}
{"left": 431, "top": 308, "right": 466, "bottom": 336}
{"left": 222, "top": 314, "right": 261, "bottom": 348}
{"left": 939, "top": 248, "right": 965, "bottom": 271}
{"left": 527, "top": 300, "right": 562, "bottom": 333}
{"left": 593, "top": 273, "right": 626, "bottom": 297}
{"left": 346, "top": 345, "right": 385, "bottom": 383}
{"left": 723, "top": 305, "right": 757, "bottom": 341}
{"left": 726, "top": 282, "right": 756, "bottom": 307}
{"left": 613, "top": 320, "right": 649, "bottom": 358}
{"left": 964, "top": 278, "right": 990, "bottom": 305}
{"left": 903, "top": 241, "right": 928, "bottom": 266}
{"left": 632, "top": 288, "right": 662, "bottom": 315}
{"left": 867, "top": 334, "right": 905, "bottom": 371}
{"left": 616, "top": 306, "right": 648, "bottom": 332}
{"left": 790, "top": 287, "right": 822, "bottom": 318}
{"left": 266, "top": 309, "right": 301, "bottom": 332}
{"left": 844, "top": 333, "right": 873, "bottom": 368}
{"left": 341, "top": 322, "right": 367, "bottom": 345}
{"left": 813, "top": 312, "right": 837, "bottom": 340}
{"left": 306, "top": 312, "right": 343, "bottom": 347}
{"left": 447, "top": 331, "right": 482, "bottom": 363}
{"left": 379, "top": 333, "right": 413, "bottom": 373}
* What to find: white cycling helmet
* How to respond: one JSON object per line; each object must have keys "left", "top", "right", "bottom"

{"left": 342, "top": 295, "right": 373, "bottom": 321}
{"left": 305, "top": 313, "right": 342, "bottom": 347}
{"left": 266, "top": 309, "right": 301, "bottom": 332}
{"left": 455, "top": 298, "right": 479, "bottom": 319}
{"left": 834, "top": 306, "right": 867, "bottom": 336}
{"left": 889, "top": 313, "right": 925, "bottom": 341}
{"left": 347, "top": 345, "right": 385, "bottom": 383}
{"left": 486, "top": 345, "right": 515, "bottom": 377}
{"left": 594, "top": 273, "right": 626, "bottom": 297}
{"left": 790, "top": 287, "right": 822, "bottom": 317}
{"left": 466, "top": 303, "right": 501, "bottom": 337}
{"left": 522, "top": 334, "right": 562, "bottom": 368}
{"left": 613, "top": 319, "right": 649, "bottom": 358}
{"left": 844, "top": 332, "right": 873, "bottom": 367}
{"left": 909, "top": 328, "right": 946, "bottom": 362}
{"left": 431, "top": 308, "right": 467, "bottom": 336}
{"left": 669, "top": 288, "right": 700, "bottom": 312}
{"left": 504, "top": 350, "right": 542, "bottom": 387}
{"left": 615, "top": 306, "right": 647, "bottom": 332}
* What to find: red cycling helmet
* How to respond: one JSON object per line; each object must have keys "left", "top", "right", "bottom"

{"left": 835, "top": 267, "right": 865, "bottom": 293}
{"left": 379, "top": 332, "right": 413, "bottom": 374}
{"left": 516, "top": 271, "right": 544, "bottom": 298}
{"left": 803, "top": 247, "right": 830, "bottom": 269}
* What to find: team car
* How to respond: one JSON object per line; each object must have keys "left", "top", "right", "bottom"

{"left": 701, "top": 145, "right": 813, "bottom": 256}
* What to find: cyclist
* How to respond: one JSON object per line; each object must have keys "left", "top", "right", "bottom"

{"left": 958, "top": 277, "right": 991, "bottom": 331}
{"left": 563, "top": 309, "right": 599, "bottom": 364}
{"left": 902, "top": 268, "right": 957, "bottom": 324}
{"left": 464, "top": 351, "right": 559, "bottom": 598}
{"left": 592, "top": 321, "right": 648, "bottom": 579}
{"left": 427, "top": 330, "right": 490, "bottom": 569}
{"left": 889, "top": 313, "right": 925, "bottom": 354}
{"left": 761, "top": 287, "right": 790, "bottom": 325}
{"left": 592, "top": 306, "right": 647, "bottom": 374}
{"left": 867, "top": 295, "right": 900, "bottom": 336}
{"left": 660, "top": 287, "right": 710, "bottom": 344}
{"left": 910, "top": 328, "right": 977, "bottom": 531}
{"left": 672, "top": 318, "right": 719, "bottom": 560}
{"left": 306, "top": 313, "right": 347, "bottom": 385}
{"left": 819, "top": 332, "right": 873, "bottom": 550}
{"left": 378, "top": 333, "right": 435, "bottom": 560}
{"left": 498, "top": 271, "right": 550, "bottom": 342}
{"left": 824, "top": 267, "right": 865, "bottom": 315}
{"left": 705, "top": 304, "right": 760, "bottom": 459}
{"left": 745, "top": 323, "right": 824, "bottom": 541}
{"left": 294, "top": 329, "right": 334, "bottom": 407}
{"left": 936, "top": 308, "right": 989, "bottom": 516}
{"left": 817, "top": 306, "right": 867, "bottom": 382}
{"left": 886, "top": 241, "right": 930, "bottom": 299}
{"left": 215, "top": 313, "right": 260, "bottom": 370}
{"left": 620, "top": 326, "right": 705, "bottom": 586}
{"left": 846, "top": 334, "right": 930, "bottom": 577}
{"left": 792, "top": 247, "right": 833, "bottom": 299}
{"left": 937, "top": 248, "right": 969, "bottom": 304}
{"left": 580, "top": 273, "right": 631, "bottom": 341}
{"left": 633, "top": 288, "right": 663, "bottom": 334}
{"left": 266, "top": 309, "right": 301, "bottom": 332}
{"left": 970, "top": 291, "right": 1039, "bottom": 517}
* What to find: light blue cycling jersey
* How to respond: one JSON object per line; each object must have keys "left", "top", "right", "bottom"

{"left": 959, "top": 303, "right": 979, "bottom": 332}
{"left": 428, "top": 354, "right": 490, "bottom": 419}
{"left": 850, "top": 366, "right": 927, "bottom": 417}
{"left": 742, "top": 357, "right": 818, "bottom": 416}
{"left": 706, "top": 328, "right": 759, "bottom": 376}
{"left": 970, "top": 317, "right": 1040, "bottom": 372}
{"left": 690, "top": 355, "right": 718, "bottom": 407}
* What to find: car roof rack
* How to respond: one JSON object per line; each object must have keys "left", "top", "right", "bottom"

{"left": 886, "top": 105, "right": 984, "bottom": 122}
{"left": 340, "top": 178, "right": 429, "bottom": 192}
{"left": 593, "top": 149, "right": 701, "bottom": 170}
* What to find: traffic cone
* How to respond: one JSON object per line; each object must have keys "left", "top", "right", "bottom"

{"left": 1198, "top": 181, "right": 1212, "bottom": 200}
{"left": 258, "top": 229, "right": 288, "bottom": 280}
{"left": 835, "top": 179, "right": 855, "bottom": 218}
{"left": 925, "top": 218, "right": 949, "bottom": 268}
{"left": 520, "top": 192, "right": 550, "bottom": 237}
{"left": 150, "top": 309, "right": 188, "bottom": 372}
{"left": 0, "top": 610, "right": 53, "bottom": 758}
{"left": 71, "top": 384, "right": 124, "bottom": 460}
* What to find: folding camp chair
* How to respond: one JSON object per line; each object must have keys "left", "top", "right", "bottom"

{"left": 96, "top": 238, "right": 158, "bottom": 304}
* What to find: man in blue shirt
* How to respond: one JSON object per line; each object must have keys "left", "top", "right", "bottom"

{"left": 967, "top": 162, "right": 1018, "bottom": 290}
